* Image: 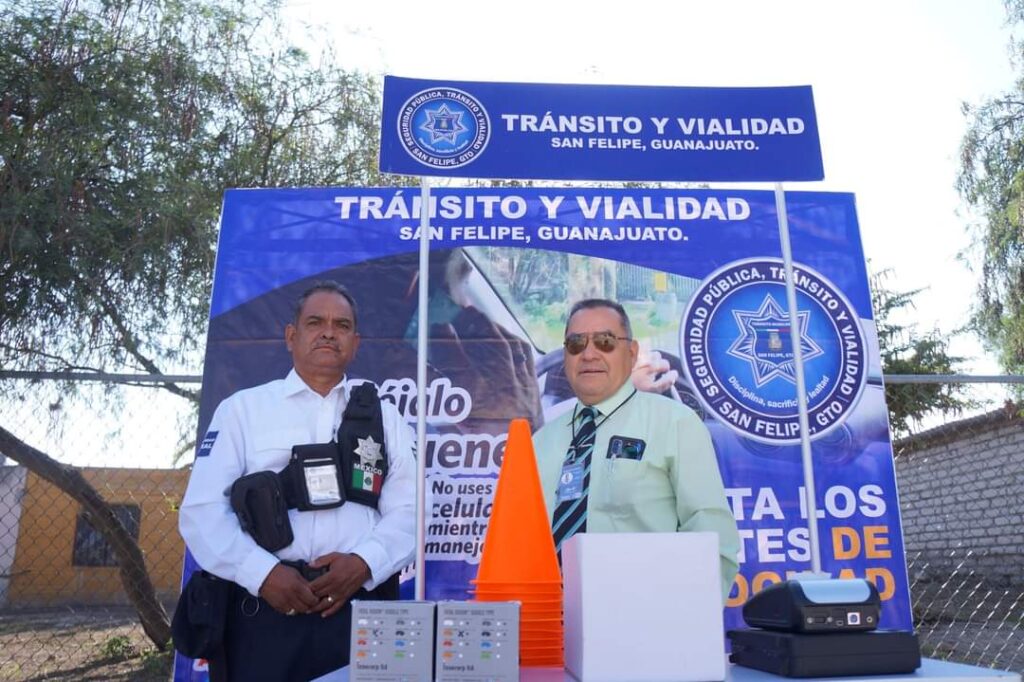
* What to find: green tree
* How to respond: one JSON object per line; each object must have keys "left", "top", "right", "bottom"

{"left": 957, "top": 0, "right": 1024, "bottom": 374}
{"left": 871, "top": 269, "right": 972, "bottom": 437}
{"left": 0, "top": 0, "right": 390, "bottom": 648}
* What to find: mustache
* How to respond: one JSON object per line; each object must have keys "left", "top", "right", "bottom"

{"left": 314, "top": 342, "right": 340, "bottom": 350}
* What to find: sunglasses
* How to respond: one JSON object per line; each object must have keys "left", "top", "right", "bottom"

{"left": 564, "top": 331, "right": 631, "bottom": 355}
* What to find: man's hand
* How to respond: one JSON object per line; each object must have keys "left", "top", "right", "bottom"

{"left": 308, "top": 552, "right": 372, "bottom": 618}
{"left": 632, "top": 350, "right": 679, "bottom": 394}
{"left": 258, "top": 563, "right": 319, "bottom": 616}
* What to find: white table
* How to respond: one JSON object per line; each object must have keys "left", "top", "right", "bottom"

{"left": 336, "top": 658, "right": 1021, "bottom": 681}
{"left": 724, "top": 658, "right": 1021, "bottom": 682}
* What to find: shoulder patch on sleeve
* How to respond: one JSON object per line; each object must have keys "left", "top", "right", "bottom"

{"left": 196, "top": 431, "right": 219, "bottom": 458}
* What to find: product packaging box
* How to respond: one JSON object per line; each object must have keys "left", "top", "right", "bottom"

{"left": 350, "top": 600, "right": 436, "bottom": 682}
{"left": 435, "top": 600, "right": 520, "bottom": 682}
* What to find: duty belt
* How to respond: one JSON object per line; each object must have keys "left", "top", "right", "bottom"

{"left": 280, "top": 559, "right": 329, "bottom": 582}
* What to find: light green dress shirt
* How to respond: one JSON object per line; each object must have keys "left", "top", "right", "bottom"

{"left": 533, "top": 379, "right": 741, "bottom": 599}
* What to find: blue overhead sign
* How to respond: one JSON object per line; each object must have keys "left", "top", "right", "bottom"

{"left": 379, "top": 76, "right": 824, "bottom": 182}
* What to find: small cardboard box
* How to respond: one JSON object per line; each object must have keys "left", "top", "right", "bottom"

{"left": 562, "top": 532, "right": 726, "bottom": 682}
{"left": 435, "top": 600, "right": 520, "bottom": 682}
{"left": 350, "top": 600, "right": 435, "bottom": 682}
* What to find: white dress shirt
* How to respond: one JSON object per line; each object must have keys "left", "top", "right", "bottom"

{"left": 179, "top": 370, "right": 417, "bottom": 597}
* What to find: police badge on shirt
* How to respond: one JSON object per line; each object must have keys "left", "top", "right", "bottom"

{"left": 337, "top": 383, "right": 389, "bottom": 509}
{"left": 352, "top": 435, "right": 384, "bottom": 495}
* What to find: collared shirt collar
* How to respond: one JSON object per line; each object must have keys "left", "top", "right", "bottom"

{"left": 282, "top": 368, "right": 348, "bottom": 398}
{"left": 576, "top": 379, "right": 635, "bottom": 422}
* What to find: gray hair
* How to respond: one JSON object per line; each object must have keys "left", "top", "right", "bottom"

{"left": 293, "top": 280, "right": 358, "bottom": 329}
{"left": 566, "top": 298, "right": 632, "bottom": 338}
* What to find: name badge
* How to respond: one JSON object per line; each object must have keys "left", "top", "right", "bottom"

{"left": 556, "top": 460, "right": 586, "bottom": 502}
{"left": 303, "top": 460, "right": 342, "bottom": 505}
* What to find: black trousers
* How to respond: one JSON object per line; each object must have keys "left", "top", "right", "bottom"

{"left": 213, "top": 574, "right": 398, "bottom": 682}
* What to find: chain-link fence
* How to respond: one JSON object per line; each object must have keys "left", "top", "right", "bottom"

{"left": 889, "top": 378, "right": 1024, "bottom": 674}
{"left": 0, "top": 373, "right": 1021, "bottom": 679}
{"left": 0, "top": 373, "right": 198, "bottom": 680}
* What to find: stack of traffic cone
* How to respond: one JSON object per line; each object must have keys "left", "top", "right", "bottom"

{"left": 471, "top": 419, "right": 564, "bottom": 667}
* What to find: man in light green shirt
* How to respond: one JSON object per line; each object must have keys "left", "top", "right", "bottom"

{"left": 533, "top": 298, "right": 740, "bottom": 599}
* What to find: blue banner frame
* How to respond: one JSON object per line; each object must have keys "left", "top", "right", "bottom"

{"left": 175, "top": 187, "right": 910, "bottom": 681}
{"left": 379, "top": 77, "right": 824, "bottom": 181}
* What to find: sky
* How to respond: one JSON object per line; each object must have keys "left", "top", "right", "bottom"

{"left": 7, "top": 1, "right": 1015, "bottom": 470}
{"left": 287, "top": 0, "right": 1017, "bottom": 376}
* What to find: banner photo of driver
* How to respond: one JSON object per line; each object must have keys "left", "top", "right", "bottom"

{"left": 178, "top": 185, "right": 909, "bottom": 679}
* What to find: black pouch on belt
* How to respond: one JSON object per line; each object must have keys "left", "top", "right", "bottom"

{"left": 229, "top": 470, "right": 293, "bottom": 552}
{"left": 171, "top": 570, "right": 231, "bottom": 659}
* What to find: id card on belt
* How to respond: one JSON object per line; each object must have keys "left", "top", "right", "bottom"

{"left": 556, "top": 460, "right": 586, "bottom": 502}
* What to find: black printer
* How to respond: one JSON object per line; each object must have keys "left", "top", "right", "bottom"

{"left": 728, "top": 578, "right": 921, "bottom": 677}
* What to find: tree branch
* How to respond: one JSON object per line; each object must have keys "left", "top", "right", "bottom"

{"left": 88, "top": 283, "right": 200, "bottom": 404}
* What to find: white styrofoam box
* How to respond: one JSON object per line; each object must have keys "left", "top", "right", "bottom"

{"left": 562, "top": 532, "right": 725, "bottom": 682}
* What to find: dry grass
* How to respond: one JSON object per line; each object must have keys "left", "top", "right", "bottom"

{"left": 0, "top": 607, "right": 172, "bottom": 681}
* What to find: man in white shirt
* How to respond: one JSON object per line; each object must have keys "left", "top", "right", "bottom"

{"left": 179, "top": 281, "right": 416, "bottom": 681}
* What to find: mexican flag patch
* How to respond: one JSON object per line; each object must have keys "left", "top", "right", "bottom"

{"left": 353, "top": 465, "right": 383, "bottom": 494}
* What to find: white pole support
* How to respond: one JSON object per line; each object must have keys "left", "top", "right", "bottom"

{"left": 415, "top": 178, "right": 431, "bottom": 600}
{"left": 773, "top": 182, "right": 825, "bottom": 576}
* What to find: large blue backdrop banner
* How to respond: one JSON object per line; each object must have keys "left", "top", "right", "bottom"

{"left": 379, "top": 77, "right": 825, "bottom": 181}
{"left": 176, "top": 186, "right": 909, "bottom": 680}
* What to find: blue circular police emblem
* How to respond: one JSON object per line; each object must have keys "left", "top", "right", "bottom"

{"left": 680, "top": 258, "right": 867, "bottom": 444}
{"left": 397, "top": 87, "right": 490, "bottom": 170}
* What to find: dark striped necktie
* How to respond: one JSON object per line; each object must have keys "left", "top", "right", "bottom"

{"left": 551, "top": 406, "right": 598, "bottom": 552}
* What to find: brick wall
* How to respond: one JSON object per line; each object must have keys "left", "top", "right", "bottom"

{"left": 895, "top": 405, "right": 1024, "bottom": 619}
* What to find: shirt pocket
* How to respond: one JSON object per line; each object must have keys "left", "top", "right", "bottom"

{"left": 598, "top": 458, "right": 646, "bottom": 510}
{"left": 597, "top": 457, "right": 674, "bottom": 516}
{"left": 249, "top": 428, "right": 309, "bottom": 472}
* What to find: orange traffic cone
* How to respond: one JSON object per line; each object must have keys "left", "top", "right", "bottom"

{"left": 475, "top": 419, "right": 561, "bottom": 583}
{"left": 473, "top": 419, "right": 564, "bottom": 668}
